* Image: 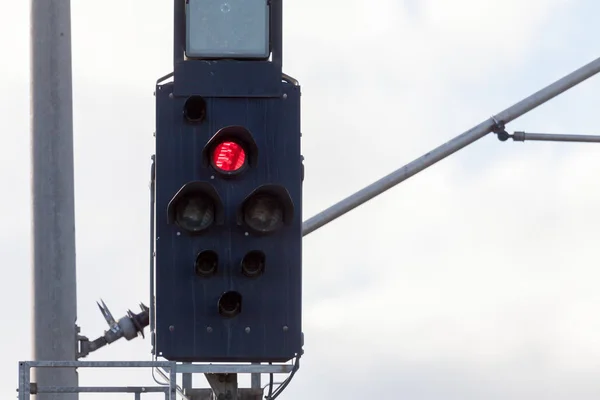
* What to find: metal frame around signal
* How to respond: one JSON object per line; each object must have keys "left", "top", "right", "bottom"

{"left": 301, "top": 55, "right": 600, "bottom": 237}
{"left": 17, "top": 361, "right": 293, "bottom": 400}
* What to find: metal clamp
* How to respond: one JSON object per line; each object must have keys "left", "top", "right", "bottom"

{"left": 491, "top": 115, "right": 511, "bottom": 141}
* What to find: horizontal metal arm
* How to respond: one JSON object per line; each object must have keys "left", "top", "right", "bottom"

{"left": 512, "top": 131, "right": 600, "bottom": 143}
{"left": 302, "top": 55, "right": 600, "bottom": 237}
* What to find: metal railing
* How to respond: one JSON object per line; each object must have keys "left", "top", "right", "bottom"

{"left": 17, "top": 361, "right": 294, "bottom": 400}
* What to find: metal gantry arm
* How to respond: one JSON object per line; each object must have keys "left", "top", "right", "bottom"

{"left": 302, "top": 55, "right": 600, "bottom": 237}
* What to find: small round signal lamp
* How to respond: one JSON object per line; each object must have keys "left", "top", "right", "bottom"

{"left": 218, "top": 291, "right": 242, "bottom": 318}
{"left": 195, "top": 250, "right": 218, "bottom": 277}
{"left": 241, "top": 251, "right": 265, "bottom": 278}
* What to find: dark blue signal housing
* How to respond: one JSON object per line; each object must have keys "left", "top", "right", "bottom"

{"left": 153, "top": 79, "right": 303, "bottom": 363}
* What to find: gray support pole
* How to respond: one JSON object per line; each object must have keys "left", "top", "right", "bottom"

{"left": 302, "top": 55, "right": 600, "bottom": 236}
{"left": 30, "top": 1, "right": 78, "bottom": 399}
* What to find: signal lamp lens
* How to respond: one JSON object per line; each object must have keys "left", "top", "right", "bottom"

{"left": 175, "top": 195, "right": 215, "bottom": 232}
{"left": 243, "top": 195, "right": 284, "bottom": 233}
{"left": 212, "top": 141, "right": 246, "bottom": 173}
{"left": 241, "top": 251, "right": 265, "bottom": 278}
{"left": 218, "top": 291, "right": 242, "bottom": 318}
{"left": 195, "top": 250, "right": 218, "bottom": 277}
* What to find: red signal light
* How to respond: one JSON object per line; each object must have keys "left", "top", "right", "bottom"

{"left": 212, "top": 141, "right": 246, "bottom": 173}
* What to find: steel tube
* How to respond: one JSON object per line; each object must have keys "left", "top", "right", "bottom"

{"left": 513, "top": 131, "right": 600, "bottom": 143}
{"left": 31, "top": 1, "right": 79, "bottom": 398}
{"left": 302, "top": 56, "right": 600, "bottom": 236}
{"left": 25, "top": 361, "right": 173, "bottom": 368}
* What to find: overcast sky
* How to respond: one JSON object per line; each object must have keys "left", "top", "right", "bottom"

{"left": 2, "top": 0, "right": 600, "bottom": 399}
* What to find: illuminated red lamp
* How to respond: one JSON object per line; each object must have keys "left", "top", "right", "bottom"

{"left": 212, "top": 141, "right": 247, "bottom": 173}
{"left": 203, "top": 126, "right": 258, "bottom": 177}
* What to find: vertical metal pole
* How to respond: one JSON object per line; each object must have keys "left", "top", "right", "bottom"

{"left": 251, "top": 363, "right": 261, "bottom": 389}
{"left": 169, "top": 364, "right": 178, "bottom": 400}
{"left": 30, "top": 1, "right": 78, "bottom": 399}
{"left": 182, "top": 362, "right": 192, "bottom": 393}
{"left": 174, "top": 0, "right": 185, "bottom": 64}
{"left": 18, "top": 362, "right": 31, "bottom": 400}
{"left": 270, "top": 0, "right": 283, "bottom": 66}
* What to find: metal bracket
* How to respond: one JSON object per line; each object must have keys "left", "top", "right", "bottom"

{"left": 491, "top": 116, "right": 511, "bottom": 142}
{"left": 76, "top": 301, "right": 150, "bottom": 359}
{"left": 205, "top": 373, "right": 238, "bottom": 400}
{"left": 490, "top": 117, "right": 600, "bottom": 143}
{"left": 202, "top": 374, "right": 264, "bottom": 400}
{"left": 282, "top": 73, "right": 299, "bottom": 86}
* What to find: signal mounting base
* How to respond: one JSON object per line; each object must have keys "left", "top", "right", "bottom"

{"left": 196, "top": 373, "right": 263, "bottom": 400}
{"left": 185, "top": 386, "right": 262, "bottom": 400}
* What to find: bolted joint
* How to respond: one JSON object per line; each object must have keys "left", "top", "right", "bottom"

{"left": 491, "top": 119, "right": 511, "bottom": 142}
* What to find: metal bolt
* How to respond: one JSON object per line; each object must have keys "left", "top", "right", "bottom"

{"left": 245, "top": 327, "right": 251, "bottom": 333}
{"left": 176, "top": 232, "right": 181, "bottom": 236}
{"left": 244, "top": 232, "right": 249, "bottom": 236}
{"left": 210, "top": 175, "right": 215, "bottom": 180}
{"left": 169, "top": 93, "right": 174, "bottom": 99}
{"left": 283, "top": 93, "right": 288, "bottom": 99}
{"left": 283, "top": 326, "right": 289, "bottom": 332}
{"left": 207, "top": 326, "right": 213, "bottom": 333}
{"left": 169, "top": 325, "right": 175, "bottom": 332}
